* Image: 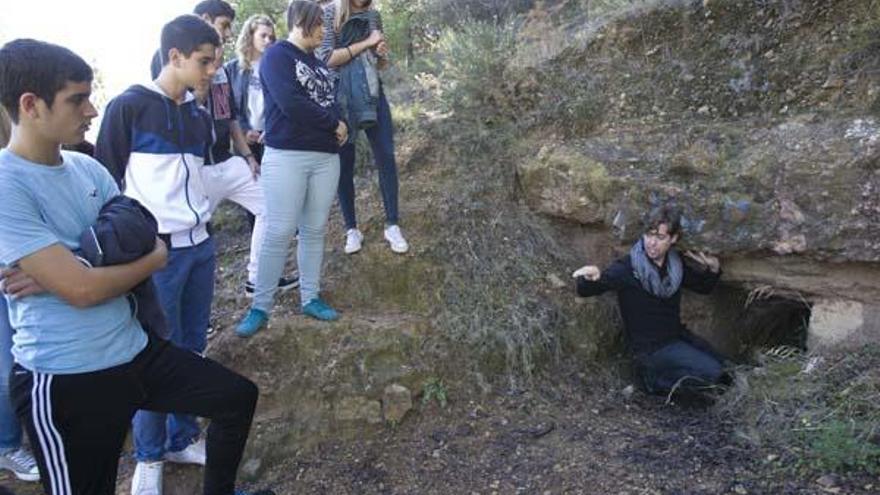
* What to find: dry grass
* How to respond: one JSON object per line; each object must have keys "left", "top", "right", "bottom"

{"left": 715, "top": 346, "right": 880, "bottom": 476}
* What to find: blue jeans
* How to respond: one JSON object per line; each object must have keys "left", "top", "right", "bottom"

{"left": 637, "top": 340, "right": 723, "bottom": 394}
{"left": 253, "top": 148, "right": 340, "bottom": 312}
{"left": 0, "top": 297, "right": 21, "bottom": 451}
{"left": 338, "top": 90, "right": 399, "bottom": 229}
{"left": 133, "top": 237, "right": 215, "bottom": 461}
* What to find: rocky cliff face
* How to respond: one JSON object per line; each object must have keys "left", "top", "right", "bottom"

{"left": 512, "top": 0, "right": 880, "bottom": 351}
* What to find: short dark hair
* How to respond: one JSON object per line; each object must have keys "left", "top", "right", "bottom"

{"left": 644, "top": 204, "right": 682, "bottom": 238}
{"left": 160, "top": 14, "right": 222, "bottom": 66}
{"left": 287, "top": 0, "right": 324, "bottom": 35}
{"left": 193, "top": 0, "right": 236, "bottom": 21}
{"left": 0, "top": 39, "right": 93, "bottom": 123}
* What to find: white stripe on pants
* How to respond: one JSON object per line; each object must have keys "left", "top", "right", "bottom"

{"left": 252, "top": 147, "right": 340, "bottom": 312}
{"left": 31, "top": 373, "right": 71, "bottom": 495}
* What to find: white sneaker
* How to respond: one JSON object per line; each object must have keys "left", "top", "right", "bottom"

{"left": 344, "top": 228, "right": 363, "bottom": 254}
{"left": 131, "top": 461, "right": 163, "bottom": 495}
{"left": 384, "top": 225, "right": 409, "bottom": 254}
{"left": 0, "top": 447, "right": 39, "bottom": 481}
{"left": 164, "top": 438, "right": 206, "bottom": 465}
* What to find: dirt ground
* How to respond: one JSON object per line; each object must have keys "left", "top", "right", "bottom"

{"left": 240, "top": 364, "right": 879, "bottom": 495}
{"left": 3, "top": 359, "right": 876, "bottom": 495}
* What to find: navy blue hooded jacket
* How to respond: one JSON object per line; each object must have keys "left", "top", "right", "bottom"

{"left": 78, "top": 195, "right": 168, "bottom": 339}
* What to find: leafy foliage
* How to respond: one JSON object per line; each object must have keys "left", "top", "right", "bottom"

{"left": 421, "top": 377, "right": 449, "bottom": 408}
{"left": 433, "top": 19, "right": 518, "bottom": 110}
{"left": 233, "top": 0, "right": 289, "bottom": 34}
{"left": 806, "top": 420, "right": 880, "bottom": 474}
{"left": 377, "top": 0, "right": 533, "bottom": 67}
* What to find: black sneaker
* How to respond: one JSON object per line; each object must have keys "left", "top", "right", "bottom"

{"left": 244, "top": 272, "right": 299, "bottom": 297}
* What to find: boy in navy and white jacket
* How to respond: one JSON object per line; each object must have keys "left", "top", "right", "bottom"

{"left": 96, "top": 80, "right": 213, "bottom": 247}
{"left": 95, "top": 14, "right": 262, "bottom": 495}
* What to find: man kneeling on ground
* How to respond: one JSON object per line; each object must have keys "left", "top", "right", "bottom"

{"left": 573, "top": 205, "right": 727, "bottom": 396}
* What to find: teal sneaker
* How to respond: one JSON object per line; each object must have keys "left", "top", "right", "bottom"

{"left": 302, "top": 298, "right": 339, "bottom": 321}
{"left": 236, "top": 308, "right": 268, "bottom": 337}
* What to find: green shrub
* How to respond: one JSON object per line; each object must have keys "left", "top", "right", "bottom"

{"left": 422, "top": 377, "right": 448, "bottom": 407}
{"left": 434, "top": 19, "right": 518, "bottom": 111}
{"left": 805, "top": 420, "right": 880, "bottom": 474}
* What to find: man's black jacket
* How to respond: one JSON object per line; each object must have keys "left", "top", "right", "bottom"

{"left": 576, "top": 253, "right": 721, "bottom": 357}
{"left": 78, "top": 196, "right": 168, "bottom": 338}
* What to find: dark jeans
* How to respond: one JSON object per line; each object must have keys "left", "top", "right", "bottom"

{"left": 11, "top": 335, "right": 257, "bottom": 495}
{"left": 636, "top": 339, "right": 723, "bottom": 394}
{"left": 338, "top": 90, "right": 399, "bottom": 229}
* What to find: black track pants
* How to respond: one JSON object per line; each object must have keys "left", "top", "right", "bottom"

{"left": 10, "top": 335, "right": 258, "bottom": 495}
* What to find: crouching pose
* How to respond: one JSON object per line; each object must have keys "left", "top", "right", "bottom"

{"left": 573, "top": 205, "right": 727, "bottom": 396}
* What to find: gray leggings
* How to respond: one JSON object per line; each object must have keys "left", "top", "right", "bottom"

{"left": 252, "top": 147, "right": 340, "bottom": 312}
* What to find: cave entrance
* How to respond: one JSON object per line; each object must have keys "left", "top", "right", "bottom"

{"left": 736, "top": 291, "right": 812, "bottom": 353}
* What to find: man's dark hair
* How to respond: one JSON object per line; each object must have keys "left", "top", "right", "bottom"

{"left": 0, "top": 39, "right": 93, "bottom": 123}
{"left": 161, "top": 15, "right": 222, "bottom": 66}
{"left": 287, "top": 0, "right": 324, "bottom": 34}
{"left": 193, "top": 0, "right": 236, "bottom": 21}
{"left": 644, "top": 204, "right": 682, "bottom": 238}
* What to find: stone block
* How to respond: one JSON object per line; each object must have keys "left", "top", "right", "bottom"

{"left": 808, "top": 299, "right": 880, "bottom": 351}
{"left": 382, "top": 384, "right": 413, "bottom": 423}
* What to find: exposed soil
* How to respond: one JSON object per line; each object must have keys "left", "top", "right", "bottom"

{"left": 3, "top": 358, "right": 877, "bottom": 494}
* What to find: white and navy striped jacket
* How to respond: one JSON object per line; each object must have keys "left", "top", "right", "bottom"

{"left": 95, "top": 82, "right": 213, "bottom": 248}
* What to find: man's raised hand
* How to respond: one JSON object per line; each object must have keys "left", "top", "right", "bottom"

{"left": 572, "top": 265, "right": 601, "bottom": 281}
{"left": 684, "top": 250, "right": 720, "bottom": 273}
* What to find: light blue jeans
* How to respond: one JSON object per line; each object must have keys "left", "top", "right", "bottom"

{"left": 0, "top": 296, "right": 21, "bottom": 452}
{"left": 253, "top": 148, "right": 340, "bottom": 312}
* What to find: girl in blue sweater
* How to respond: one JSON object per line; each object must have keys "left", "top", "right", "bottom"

{"left": 237, "top": 0, "right": 349, "bottom": 335}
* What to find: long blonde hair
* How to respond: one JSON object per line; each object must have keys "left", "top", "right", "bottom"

{"left": 235, "top": 14, "right": 276, "bottom": 71}
{"left": 334, "top": 0, "right": 371, "bottom": 32}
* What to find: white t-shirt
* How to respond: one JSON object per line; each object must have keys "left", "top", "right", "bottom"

{"left": 248, "top": 61, "right": 265, "bottom": 131}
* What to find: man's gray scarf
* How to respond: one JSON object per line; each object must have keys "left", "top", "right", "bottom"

{"left": 630, "top": 239, "right": 683, "bottom": 299}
